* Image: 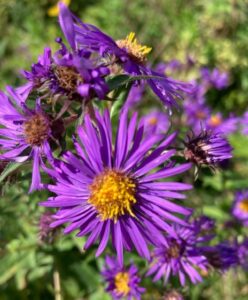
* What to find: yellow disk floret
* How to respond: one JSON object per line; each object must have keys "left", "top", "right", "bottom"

{"left": 116, "top": 32, "right": 152, "bottom": 64}
{"left": 114, "top": 272, "right": 130, "bottom": 296}
{"left": 239, "top": 199, "right": 248, "bottom": 213}
{"left": 88, "top": 169, "right": 136, "bottom": 221}
{"left": 209, "top": 115, "right": 222, "bottom": 127}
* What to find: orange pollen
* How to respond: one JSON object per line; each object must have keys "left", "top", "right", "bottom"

{"left": 24, "top": 114, "right": 50, "bottom": 146}
{"left": 238, "top": 199, "right": 248, "bottom": 213}
{"left": 148, "top": 117, "right": 158, "bottom": 126}
{"left": 54, "top": 66, "right": 83, "bottom": 92}
{"left": 114, "top": 272, "right": 130, "bottom": 296}
{"left": 88, "top": 169, "right": 136, "bottom": 221}
{"left": 209, "top": 115, "right": 222, "bottom": 127}
{"left": 116, "top": 32, "right": 152, "bottom": 64}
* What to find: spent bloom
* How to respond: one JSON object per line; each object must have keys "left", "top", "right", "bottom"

{"left": 202, "top": 242, "right": 238, "bottom": 272}
{"left": 237, "top": 238, "right": 248, "bottom": 271}
{"left": 40, "top": 108, "right": 192, "bottom": 265}
{"left": 184, "top": 130, "right": 232, "bottom": 169}
{"left": 59, "top": 2, "right": 191, "bottom": 109}
{"left": 18, "top": 5, "right": 110, "bottom": 102}
{"left": 0, "top": 89, "right": 55, "bottom": 192}
{"left": 232, "top": 190, "right": 248, "bottom": 226}
{"left": 102, "top": 256, "right": 145, "bottom": 300}
{"left": 38, "top": 211, "right": 58, "bottom": 244}
{"left": 147, "top": 223, "right": 208, "bottom": 285}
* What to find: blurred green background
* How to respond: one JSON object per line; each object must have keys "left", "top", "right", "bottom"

{"left": 0, "top": 0, "right": 248, "bottom": 299}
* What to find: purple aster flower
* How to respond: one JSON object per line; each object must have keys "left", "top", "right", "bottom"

{"left": 237, "top": 238, "right": 248, "bottom": 270}
{"left": 200, "top": 67, "right": 229, "bottom": 90}
{"left": 40, "top": 108, "right": 192, "bottom": 264}
{"left": 140, "top": 110, "right": 170, "bottom": 135}
{"left": 124, "top": 82, "right": 145, "bottom": 109}
{"left": 184, "top": 130, "right": 232, "bottom": 169}
{"left": 0, "top": 89, "right": 56, "bottom": 192}
{"left": 232, "top": 190, "right": 248, "bottom": 226}
{"left": 102, "top": 256, "right": 145, "bottom": 300}
{"left": 241, "top": 111, "right": 248, "bottom": 135}
{"left": 59, "top": 3, "right": 191, "bottom": 109}
{"left": 206, "top": 113, "right": 238, "bottom": 135}
{"left": 18, "top": 5, "right": 110, "bottom": 102}
{"left": 146, "top": 223, "right": 208, "bottom": 285}
{"left": 202, "top": 242, "right": 238, "bottom": 272}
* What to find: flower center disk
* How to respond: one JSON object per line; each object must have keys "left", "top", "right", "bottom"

{"left": 88, "top": 169, "right": 136, "bottom": 221}
{"left": 54, "top": 66, "right": 83, "bottom": 93}
{"left": 114, "top": 272, "right": 130, "bottom": 296}
{"left": 239, "top": 199, "right": 248, "bottom": 213}
{"left": 116, "top": 32, "right": 152, "bottom": 64}
{"left": 24, "top": 114, "right": 50, "bottom": 146}
{"left": 167, "top": 240, "right": 181, "bottom": 259}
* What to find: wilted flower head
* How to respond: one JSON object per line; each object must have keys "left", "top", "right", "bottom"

{"left": 59, "top": 2, "right": 192, "bottom": 109}
{"left": 102, "top": 256, "right": 145, "bottom": 300}
{"left": 184, "top": 130, "right": 232, "bottom": 169}
{"left": 147, "top": 224, "right": 208, "bottom": 285}
{"left": 232, "top": 190, "right": 248, "bottom": 226}
{"left": 40, "top": 107, "right": 192, "bottom": 264}
{"left": 202, "top": 242, "right": 238, "bottom": 272}
{"left": 237, "top": 238, "right": 248, "bottom": 271}
{"left": 38, "top": 211, "right": 57, "bottom": 244}
{"left": 163, "top": 290, "right": 184, "bottom": 300}
{"left": 0, "top": 89, "right": 56, "bottom": 192}
{"left": 18, "top": 4, "right": 110, "bottom": 102}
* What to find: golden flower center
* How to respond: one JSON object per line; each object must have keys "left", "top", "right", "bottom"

{"left": 54, "top": 66, "right": 83, "bottom": 92}
{"left": 114, "top": 272, "right": 130, "bottom": 296}
{"left": 209, "top": 115, "right": 222, "bottom": 127}
{"left": 238, "top": 199, "right": 248, "bottom": 213}
{"left": 88, "top": 169, "right": 136, "bottom": 221}
{"left": 24, "top": 114, "right": 50, "bottom": 146}
{"left": 148, "top": 117, "right": 158, "bottom": 126}
{"left": 116, "top": 32, "right": 152, "bottom": 64}
{"left": 167, "top": 241, "right": 181, "bottom": 259}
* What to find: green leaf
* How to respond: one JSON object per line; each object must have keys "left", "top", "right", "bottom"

{"left": 0, "top": 162, "right": 21, "bottom": 183}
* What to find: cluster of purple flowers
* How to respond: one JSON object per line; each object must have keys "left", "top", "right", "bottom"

{"left": 1, "top": 2, "right": 246, "bottom": 299}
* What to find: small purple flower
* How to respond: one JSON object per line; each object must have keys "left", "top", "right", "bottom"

{"left": 232, "top": 190, "right": 248, "bottom": 226}
{"left": 206, "top": 113, "right": 238, "bottom": 135}
{"left": 184, "top": 130, "right": 232, "bottom": 169}
{"left": 40, "top": 108, "right": 192, "bottom": 264}
{"left": 102, "top": 256, "right": 145, "bottom": 300}
{"left": 200, "top": 67, "right": 229, "bottom": 90}
{"left": 202, "top": 242, "right": 238, "bottom": 271}
{"left": 146, "top": 224, "right": 208, "bottom": 285}
{"left": 140, "top": 110, "right": 170, "bottom": 135}
{"left": 0, "top": 89, "right": 55, "bottom": 192}
{"left": 59, "top": 3, "right": 191, "bottom": 109}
